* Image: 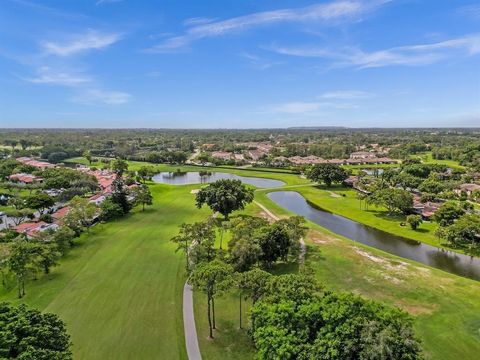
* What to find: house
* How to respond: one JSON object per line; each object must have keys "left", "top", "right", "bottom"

{"left": 15, "top": 221, "right": 59, "bottom": 238}
{"left": 248, "top": 150, "right": 266, "bottom": 161}
{"left": 89, "top": 193, "right": 107, "bottom": 205}
{"left": 343, "top": 176, "right": 357, "bottom": 187}
{"left": 455, "top": 183, "right": 480, "bottom": 198}
{"left": 349, "top": 151, "right": 377, "bottom": 160}
{"left": 412, "top": 195, "right": 441, "bottom": 219}
{"left": 16, "top": 157, "right": 55, "bottom": 169}
{"left": 52, "top": 206, "right": 71, "bottom": 225}
{"left": 288, "top": 156, "right": 325, "bottom": 165}
{"left": 211, "top": 151, "right": 234, "bottom": 161}
{"left": 9, "top": 173, "right": 43, "bottom": 184}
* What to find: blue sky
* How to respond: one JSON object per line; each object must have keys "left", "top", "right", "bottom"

{"left": 0, "top": 0, "right": 479, "bottom": 128}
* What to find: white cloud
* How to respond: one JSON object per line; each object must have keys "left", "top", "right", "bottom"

{"left": 73, "top": 89, "right": 131, "bottom": 105}
{"left": 272, "top": 101, "right": 324, "bottom": 114}
{"left": 269, "top": 100, "right": 357, "bottom": 114}
{"left": 182, "top": 17, "right": 216, "bottom": 27}
{"left": 457, "top": 4, "right": 480, "bottom": 19}
{"left": 24, "top": 66, "right": 91, "bottom": 86}
{"left": 240, "top": 52, "right": 283, "bottom": 69}
{"left": 96, "top": 0, "right": 124, "bottom": 5}
{"left": 269, "top": 33, "right": 480, "bottom": 68}
{"left": 320, "top": 90, "right": 372, "bottom": 99}
{"left": 41, "top": 30, "right": 121, "bottom": 56}
{"left": 147, "top": 0, "right": 391, "bottom": 53}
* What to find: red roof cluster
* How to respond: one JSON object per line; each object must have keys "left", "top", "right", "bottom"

{"left": 9, "top": 173, "right": 43, "bottom": 183}
{"left": 16, "top": 157, "right": 55, "bottom": 169}
{"left": 15, "top": 221, "right": 58, "bottom": 237}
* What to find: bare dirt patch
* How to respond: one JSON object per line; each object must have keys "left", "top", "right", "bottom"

{"left": 394, "top": 301, "right": 438, "bottom": 315}
{"left": 328, "top": 191, "right": 341, "bottom": 198}
{"left": 308, "top": 230, "right": 337, "bottom": 244}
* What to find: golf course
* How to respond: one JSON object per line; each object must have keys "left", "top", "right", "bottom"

{"left": 1, "top": 164, "right": 479, "bottom": 359}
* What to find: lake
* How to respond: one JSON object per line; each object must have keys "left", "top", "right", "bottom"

{"left": 152, "top": 171, "right": 285, "bottom": 188}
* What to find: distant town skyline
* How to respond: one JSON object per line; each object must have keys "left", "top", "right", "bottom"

{"left": 1, "top": 0, "right": 479, "bottom": 128}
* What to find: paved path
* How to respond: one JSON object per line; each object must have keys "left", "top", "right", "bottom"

{"left": 183, "top": 283, "right": 202, "bottom": 360}
{"left": 254, "top": 200, "right": 306, "bottom": 262}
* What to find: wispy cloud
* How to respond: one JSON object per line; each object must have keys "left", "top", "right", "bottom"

{"left": 182, "top": 17, "right": 216, "bottom": 27}
{"left": 240, "top": 52, "right": 283, "bottom": 69}
{"left": 96, "top": 0, "right": 124, "bottom": 5}
{"left": 8, "top": 0, "right": 88, "bottom": 20}
{"left": 271, "top": 101, "right": 325, "bottom": 114}
{"left": 41, "top": 30, "right": 121, "bottom": 56}
{"left": 269, "top": 33, "right": 480, "bottom": 68}
{"left": 457, "top": 4, "right": 480, "bottom": 20}
{"left": 320, "top": 90, "right": 372, "bottom": 99}
{"left": 23, "top": 66, "right": 91, "bottom": 86}
{"left": 268, "top": 100, "right": 357, "bottom": 114}
{"left": 147, "top": 0, "right": 391, "bottom": 53}
{"left": 73, "top": 89, "right": 131, "bottom": 105}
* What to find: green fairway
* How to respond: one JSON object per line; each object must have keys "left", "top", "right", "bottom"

{"left": 416, "top": 152, "right": 465, "bottom": 169}
{"left": 0, "top": 183, "right": 211, "bottom": 359}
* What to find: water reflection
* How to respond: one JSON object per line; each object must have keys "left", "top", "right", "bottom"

{"left": 152, "top": 171, "right": 285, "bottom": 188}
{"left": 267, "top": 191, "right": 480, "bottom": 281}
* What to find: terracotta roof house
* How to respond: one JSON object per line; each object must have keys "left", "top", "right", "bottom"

{"left": 16, "top": 157, "right": 55, "bottom": 169}
{"left": 9, "top": 173, "right": 43, "bottom": 184}
{"left": 52, "top": 206, "right": 71, "bottom": 224}
{"left": 211, "top": 151, "right": 234, "bottom": 160}
{"left": 15, "top": 221, "right": 58, "bottom": 238}
{"left": 349, "top": 151, "right": 377, "bottom": 160}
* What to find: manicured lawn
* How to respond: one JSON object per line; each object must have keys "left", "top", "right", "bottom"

{"left": 415, "top": 152, "right": 464, "bottom": 169}
{"left": 0, "top": 183, "right": 211, "bottom": 359}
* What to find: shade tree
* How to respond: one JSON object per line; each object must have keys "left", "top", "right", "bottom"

{"left": 307, "top": 163, "right": 349, "bottom": 187}
{"left": 196, "top": 179, "right": 254, "bottom": 220}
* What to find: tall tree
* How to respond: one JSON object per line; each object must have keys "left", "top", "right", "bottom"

{"left": 133, "top": 185, "right": 153, "bottom": 211}
{"left": 196, "top": 179, "right": 254, "bottom": 220}
{"left": 112, "top": 158, "right": 128, "bottom": 175}
{"left": 83, "top": 150, "right": 93, "bottom": 165}
{"left": 171, "top": 221, "right": 216, "bottom": 272}
{"left": 235, "top": 269, "right": 272, "bottom": 329}
{"left": 190, "top": 260, "right": 233, "bottom": 338}
{"left": 64, "top": 196, "right": 98, "bottom": 234}
{"left": 111, "top": 176, "right": 132, "bottom": 214}
{"left": 433, "top": 202, "right": 465, "bottom": 227}
{"left": 307, "top": 163, "right": 349, "bottom": 187}
{"left": 368, "top": 188, "right": 413, "bottom": 216}
{"left": 8, "top": 240, "right": 38, "bottom": 298}
{"left": 24, "top": 193, "right": 55, "bottom": 215}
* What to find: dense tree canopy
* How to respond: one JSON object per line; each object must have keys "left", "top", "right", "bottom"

{"left": 307, "top": 164, "right": 349, "bottom": 187}
{"left": 0, "top": 302, "right": 72, "bottom": 359}
{"left": 196, "top": 179, "right": 254, "bottom": 220}
{"left": 250, "top": 274, "right": 423, "bottom": 360}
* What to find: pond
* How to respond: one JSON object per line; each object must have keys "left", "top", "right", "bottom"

{"left": 267, "top": 191, "right": 480, "bottom": 281}
{"left": 152, "top": 171, "right": 285, "bottom": 188}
